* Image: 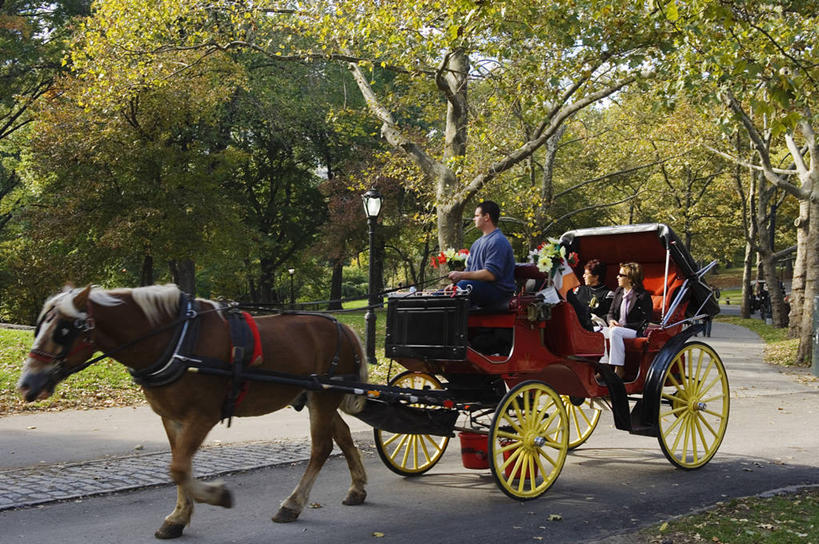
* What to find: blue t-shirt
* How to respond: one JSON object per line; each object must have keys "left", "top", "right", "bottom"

{"left": 467, "top": 229, "right": 516, "bottom": 295}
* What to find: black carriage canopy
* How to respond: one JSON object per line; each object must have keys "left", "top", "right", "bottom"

{"left": 558, "top": 223, "right": 720, "bottom": 320}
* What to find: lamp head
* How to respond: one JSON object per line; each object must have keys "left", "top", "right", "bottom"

{"left": 362, "top": 189, "right": 383, "bottom": 220}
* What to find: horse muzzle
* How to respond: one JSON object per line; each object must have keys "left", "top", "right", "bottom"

{"left": 17, "top": 366, "right": 57, "bottom": 402}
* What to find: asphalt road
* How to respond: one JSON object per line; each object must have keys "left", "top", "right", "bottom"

{"left": 1, "top": 323, "right": 818, "bottom": 544}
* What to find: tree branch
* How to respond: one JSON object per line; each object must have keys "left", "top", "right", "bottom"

{"left": 347, "top": 60, "right": 445, "bottom": 181}
{"left": 721, "top": 90, "right": 809, "bottom": 200}
{"left": 457, "top": 75, "right": 636, "bottom": 203}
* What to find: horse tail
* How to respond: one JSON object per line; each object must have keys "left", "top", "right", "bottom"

{"left": 339, "top": 325, "right": 368, "bottom": 415}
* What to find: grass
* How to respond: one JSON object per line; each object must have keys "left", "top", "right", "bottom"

{"left": 716, "top": 315, "right": 802, "bottom": 367}
{"left": 718, "top": 288, "right": 741, "bottom": 305}
{"left": 636, "top": 487, "right": 819, "bottom": 543}
{"left": 0, "top": 327, "right": 145, "bottom": 415}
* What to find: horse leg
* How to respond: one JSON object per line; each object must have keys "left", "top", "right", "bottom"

{"left": 155, "top": 417, "right": 192, "bottom": 539}
{"left": 331, "top": 411, "right": 367, "bottom": 506}
{"left": 155, "top": 416, "right": 231, "bottom": 539}
{"left": 273, "top": 393, "right": 338, "bottom": 523}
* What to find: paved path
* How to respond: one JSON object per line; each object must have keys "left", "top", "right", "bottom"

{"left": 1, "top": 321, "right": 816, "bottom": 517}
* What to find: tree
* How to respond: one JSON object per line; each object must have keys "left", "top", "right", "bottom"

{"left": 666, "top": 1, "right": 818, "bottom": 361}
{"left": 0, "top": 0, "right": 91, "bottom": 234}
{"left": 20, "top": 64, "right": 245, "bottom": 296}
{"left": 69, "top": 0, "right": 676, "bottom": 253}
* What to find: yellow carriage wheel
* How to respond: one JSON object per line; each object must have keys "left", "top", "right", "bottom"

{"left": 373, "top": 371, "right": 450, "bottom": 476}
{"left": 489, "top": 381, "right": 569, "bottom": 500}
{"left": 657, "top": 341, "right": 730, "bottom": 470}
{"left": 561, "top": 396, "right": 602, "bottom": 450}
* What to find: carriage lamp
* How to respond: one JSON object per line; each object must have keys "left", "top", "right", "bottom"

{"left": 362, "top": 188, "right": 383, "bottom": 365}
{"left": 288, "top": 268, "right": 295, "bottom": 309}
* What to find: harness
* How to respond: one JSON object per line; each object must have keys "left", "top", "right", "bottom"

{"left": 36, "top": 292, "right": 361, "bottom": 427}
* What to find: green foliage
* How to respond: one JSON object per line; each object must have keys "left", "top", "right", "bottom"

{"left": 661, "top": 1, "right": 819, "bottom": 135}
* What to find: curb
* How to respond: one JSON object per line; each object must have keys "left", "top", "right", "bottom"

{"left": 0, "top": 439, "right": 333, "bottom": 512}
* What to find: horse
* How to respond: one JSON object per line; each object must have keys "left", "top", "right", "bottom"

{"left": 17, "top": 284, "right": 369, "bottom": 539}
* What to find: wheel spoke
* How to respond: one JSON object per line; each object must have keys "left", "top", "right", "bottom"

{"left": 660, "top": 405, "right": 688, "bottom": 418}
{"left": 696, "top": 411, "right": 721, "bottom": 437}
{"left": 500, "top": 413, "right": 524, "bottom": 436}
{"left": 516, "top": 456, "right": 528, "bottom": 493}
{"left": 536, "top": 446, "right": 559, "bottom": 468}
{"left": 693, "top": 413, "right": 710, "bottom": 452}
{"left": 382, "top": 432, "right": 401, "bottom": 447}
{"left": 688, "top": 414, "right": 699, "bottom": 463}
{"left": 389, "top": 434, "right": 410, "bottom": 461}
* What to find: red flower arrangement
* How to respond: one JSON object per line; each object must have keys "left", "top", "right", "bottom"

{"left": 430, "top": 248, "right": 470, "bottom": 270}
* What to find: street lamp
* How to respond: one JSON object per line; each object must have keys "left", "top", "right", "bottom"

{"left": 362, "top": 188, "right": 383, "bottom": 365}
{"left": 288, "top": 268, "right": 295, "bottom": 309}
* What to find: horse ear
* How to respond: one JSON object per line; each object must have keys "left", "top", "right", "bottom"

{"left": 73, "top": 286, "right": 92, "bottom": 311}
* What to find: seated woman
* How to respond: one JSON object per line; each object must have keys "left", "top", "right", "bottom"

{"left": 599, "top": 262, "right": 653, "bottom": 378}
{"left": 573, "top": 259, "right": 614, "bottom": 328}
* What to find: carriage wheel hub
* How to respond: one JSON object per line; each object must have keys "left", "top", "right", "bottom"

{"left": 689, "top": 399, "right": 706, "bottom": 411}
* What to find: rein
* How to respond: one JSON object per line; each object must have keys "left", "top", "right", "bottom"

{"left": 236, "top": 274, "right": 451, "bottom": 314}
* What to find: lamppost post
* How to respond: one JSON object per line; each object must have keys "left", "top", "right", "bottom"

{"left": 288, "top": 268, "right": 295, "bottom": 309}
{"left": 362, "top": 189, "right": 383, "bottom": 366}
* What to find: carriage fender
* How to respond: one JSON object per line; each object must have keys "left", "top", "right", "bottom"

{"left": 528, "top": 364, "right": 589, "bottom": 399}
{"left": 638, "top": 323, "right": 704, "bottom": 429}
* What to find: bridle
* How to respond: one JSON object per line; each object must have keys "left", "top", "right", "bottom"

{"left": 28, "top": 304, "right": 97, "bottom": 367}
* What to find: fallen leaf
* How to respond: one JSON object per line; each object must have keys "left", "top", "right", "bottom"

{"left": 548, "top": 514, "right": 562, "bottom": 521}
{"left": 659, "top": 522, "right": 669, "bottom": 532}
{"left": 372, "top": 532, "right": 384, "bottom": 538}
{"left": 308, "top": 502, "right": 322, "bottom": 509}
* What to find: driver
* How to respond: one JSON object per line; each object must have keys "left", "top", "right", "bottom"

{"left": 447, "top": 200, "right": 516, "bottom": 309}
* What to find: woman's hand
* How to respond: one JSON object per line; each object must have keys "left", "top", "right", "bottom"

{"left": 609, "top": 320, "right": 620, "bottom": 327}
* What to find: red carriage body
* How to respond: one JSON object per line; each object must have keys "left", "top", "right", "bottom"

{"left": 374, "top": 224, "right": 727, "bottom": 499}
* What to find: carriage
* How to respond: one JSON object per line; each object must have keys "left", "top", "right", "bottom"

{"left": 18, "top": 223, "right": 727, "bottom": 536}
{"left": 363, "top": 223, "right": 727, "bottom": 500}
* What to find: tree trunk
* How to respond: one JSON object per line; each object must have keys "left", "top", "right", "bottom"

{"left": 735, "top": 133, "right": 755, "bottom": 319}
{"left": 795, "top": 199, "right": 818, "bottom": 364}
{"left": 788, "top": 199, "right": 809, "bottom": 338}
{"left": 328, "top": 258, "right": 343, "bottom": 311}
{"left": 169, "top": 259, "right": 196, "bottom": 295}
{"left": 755, "top": 175, "right": 787, "bottom": 327}
{"left": 532, "top": 125, "right": 565, "bottom": 246}
{"left": 437, "top": 199, "right": 467, "bottom": 254}
{"left": 139, "top": 253, "right": 153, "bottom": 287}
{"left": 258, "top": 257, "right": 276, "bottom": 304}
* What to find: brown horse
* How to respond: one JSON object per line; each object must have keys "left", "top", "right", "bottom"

{"left": 17, "top": 284, "right": 368, "bottom": 539}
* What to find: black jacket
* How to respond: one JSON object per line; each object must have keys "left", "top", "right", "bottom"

{"left": 606, "top": 287, "right": 653, "bottom": 334}
{"left": 573, "top": 284, "right": 614, "bottom": 319}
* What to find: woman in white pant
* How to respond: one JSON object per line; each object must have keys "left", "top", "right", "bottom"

{"left": 600, "top": 262, "right": 653, "bottom": 378}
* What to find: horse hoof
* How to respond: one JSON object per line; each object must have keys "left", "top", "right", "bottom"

{"left": 342, "top": 489, "right": 367, "bottom": 506}
{"left": 218, "top": 487, "right": 234, "bottom": 508}
{"left": 272, "top": 506, "right": 300, "bottom": 523}
{"left": 154, "top": 522, "right": 185, "bottom": 539}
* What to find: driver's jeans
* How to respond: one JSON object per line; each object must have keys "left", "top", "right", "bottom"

{"left": 456, "top": 280, "right": 511, "bottom": 310}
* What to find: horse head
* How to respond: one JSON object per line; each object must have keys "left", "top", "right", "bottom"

{"left": 17, "top": 285, "right": 103, "bottom": 402}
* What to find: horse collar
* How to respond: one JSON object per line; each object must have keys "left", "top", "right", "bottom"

{"left": 128, "top": 294, "right": 198, "bottom": 388}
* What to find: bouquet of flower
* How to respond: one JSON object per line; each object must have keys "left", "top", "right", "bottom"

{"left": 430, "top": 248, "right": 470, "bottom": 271}
{"left": 529, "top": 239, "right": 579, "bottom": 278}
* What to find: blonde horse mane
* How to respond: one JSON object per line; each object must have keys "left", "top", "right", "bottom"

{"left": 126, "top": 284, "right": 184, "bottom": 326}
